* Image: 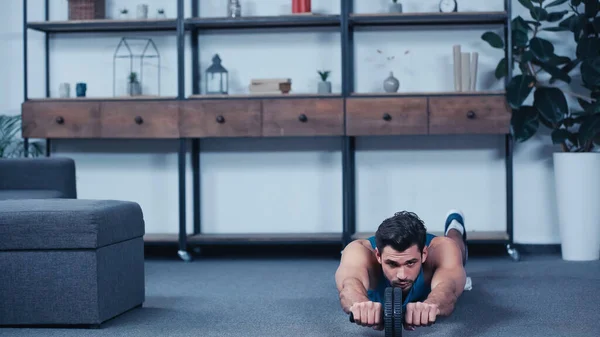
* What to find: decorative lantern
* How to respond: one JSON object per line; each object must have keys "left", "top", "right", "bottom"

{"left": 205, "top": 54, "right": 228, "bottom": 95}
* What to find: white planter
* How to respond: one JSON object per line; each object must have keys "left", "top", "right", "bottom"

{"left": 553, "top": 152, "right": 600, "bottom": 261}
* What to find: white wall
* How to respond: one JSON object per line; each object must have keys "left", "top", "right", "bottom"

{"left": 1, "top": 0, "right": 575, "bottom": 244}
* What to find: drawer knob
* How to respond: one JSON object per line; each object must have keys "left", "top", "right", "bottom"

{"left": 383, "top": 113, "right": 392, "bottom": 121}
{"left": 467, "top": 111, "right": 476, "bottom": 119}
{"left": 134, "top": 116, "right": 143, "bottom": 124}
{"left": 55, "top": 116, "right": 64, "bottom": 124}
{"left": 298, "top": 114, "right": 308, "bottom": 122}
{"left": 216, "top": 115, "right": 225, "bottom": 124}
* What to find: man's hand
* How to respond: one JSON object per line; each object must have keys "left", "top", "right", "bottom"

{"left": 349, "top": 301, "right": 384, "bottom": 330}
{"left": 404, "top": 302, "right": 440, "bottom": 330}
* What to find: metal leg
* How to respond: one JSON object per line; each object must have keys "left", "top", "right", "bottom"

{"left": 506, "top": 244, "right": 521, "bottom": 261}
{"left": 178, "top": 138, "right": 191, "bottom": 262}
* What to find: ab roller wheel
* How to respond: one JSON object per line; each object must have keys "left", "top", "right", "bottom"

{"left": 349, "top": 287, "right": 403, "bottom": 337}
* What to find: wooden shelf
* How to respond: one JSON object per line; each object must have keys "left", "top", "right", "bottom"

{"left": 352, "top": 231, "right": 510, "bottom": 243}
{"left": 26, "top": 96, "right": 177, "bottom": 102}
{"left": 188, "top": 93, "right": 342, "bottom": 100}
{"left": 144, "top": 233, "right": 343, "bottom": 245}
{"left": 350, "top": 11, "right": 508, "bottom": 26}
{"left": 186, "top": 14, "right": 340, "bottom": 29}
{"left": 349, "top": 91, "right": 506, "bottom": 97}
{"left": 27, "top": 19, "right": 177, "bottom": 33}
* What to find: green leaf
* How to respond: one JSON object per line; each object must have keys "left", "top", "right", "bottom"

{"left": 582, "top": 57, "right": 600, "bottom": 88}
{"left": 507, "top": 75, "right": 536, "bottom": 109}
{"left": 533, "top": 87, "right": 569, "bottom": 124}
{"left": 511, "top": 106, "right": 539, "bottom": 142}
{"left": 540, "top": 62, "right": 572, "bottom": 83}
{"left": 552, "top": 129, "right": 571, "bottom": 145}
{"left": 495, "top": 58, "right": 508, "bottom": 79}
{"left": 513, "top": 16, "right": 532, "bottom": 32}
{"left": 593, "top": 17, "right": 600, "bottom": 34}
{"left": 579, "top": 98, "right": 600, "bottom": 114}
{"left": 521, "top": 50, "right": 535, "bottom": 62}
{"left": 560, "top": 57, "right": 582, "bottom": 74}
{"left": 530, "top": 37, "right": 555, "bottom": 62}
{"left": 547, "top": 10, "right": 569, "bottom": 22}
{"left": 585, "top": 0, "right": 599, "bottom": 18}
{"left": 578, "top": 113, "right": 600, "bottom": 147}
{"left": 576, "top": 37, "right": 600, "bottom": 60}
{"left": 559, "top": 14, "right": 578, "bottom": 31}
{"left": 481, "top": 32, "right": 504, "bottom": 48}
{"left": 571, "top": 0, "right": 581, "bottom": 5}
{"left": 531, "top": 7, "right": 549, "bottom": 21}
{"left": 519, "top": 0, "right": 536, "bottom": 10}
{"left": 513, "top": 29, "right": 529, "bottom": 47}
{"left": 545, "top": 0, "right": 569, "bottom": 8}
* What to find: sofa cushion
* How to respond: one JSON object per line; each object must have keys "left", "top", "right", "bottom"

{"left": 0, "top": 189, "right": 66, "bottom": 200}
{"left": 0, "top": 199, "right": 145, "bottom": 251}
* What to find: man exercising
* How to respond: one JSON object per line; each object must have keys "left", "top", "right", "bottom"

{"left": 335, "top": 210, "right": 468, "bottom": 331}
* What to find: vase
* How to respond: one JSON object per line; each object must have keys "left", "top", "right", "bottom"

{"left": 383, "top": 72, "right": 399, "bottom": 93}
{"left": 129, "top": 81, "right": 142, "bottom": 96}
{"left": 76, "top": 83, "right": 87, "bottom": 97}
{"left": 389, "top": 2, "right": 403, "bottom": 13}
{"left": 553, "top": 152, "right": 600, "bottom": 261}
{"left": 137, "top": 4, "right": 148, "bottom": 19}
{"left": 318, "top": 81, "right": 331, "bottom": 94}
{"left": 228, "top": 0, "right": 241, "bottom": 18}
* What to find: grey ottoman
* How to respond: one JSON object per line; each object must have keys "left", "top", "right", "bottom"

{"left": 0, "top": 199, "right": 146, "bottom": 327}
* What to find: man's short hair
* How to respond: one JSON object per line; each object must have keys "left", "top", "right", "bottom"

{"left": 375, "top": 211, "right": 428, "bottom": 253}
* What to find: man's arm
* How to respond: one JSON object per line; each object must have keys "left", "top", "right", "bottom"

{"left": 423, "top": 237, "right": 467, "bottom": 316}
{"left": 334, "top": 240, "right": 378, "bottom": 313}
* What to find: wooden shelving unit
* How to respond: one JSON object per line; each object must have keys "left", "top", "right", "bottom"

{"left": 21, "top": 1, "right": 518, "bottom": 261}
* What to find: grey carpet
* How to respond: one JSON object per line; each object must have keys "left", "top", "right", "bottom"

{"left": 1, "top": 254, "right": 599, "bottom": 337}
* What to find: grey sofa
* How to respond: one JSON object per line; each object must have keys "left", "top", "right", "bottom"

{"left": 0, "top": 158, "right": 146, "bottom": 327}
{"left": 0, "top": 157, "right": 76, "bottom": 200}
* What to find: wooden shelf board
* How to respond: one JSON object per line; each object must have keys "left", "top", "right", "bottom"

{"left": 349, "top": 91, "right": 506, "bottom": 97}
{"left": 27, "top": 19, "right": 177, "bottom": 32}
{"left": 186, "top": 14, "right": 340, "bottom": 29}
{"left": 144, "top": 233, "right": 343, "bottom": 244}
{"left": 350, "top": 11, "right": 507, "bottom": 26}
{"left": 189, "top": 93, "right": 342, "bottom": 99}
{"left": 352, "top": 231, "right": 510, "bottom": 242}
{"left": 26, "top": 96, "right": 177, "bottom": 102}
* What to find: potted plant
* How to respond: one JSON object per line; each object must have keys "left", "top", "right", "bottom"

{"left": 317, "top": 70, "right": 332, "bottom": 94}
{"left": 481, "top": 0, "right": 600, "bottom": 261}
{"left": 1, "top": 115, "right": 43, "bottom": 158}
{"left": 128, "top": 72, "right": 142, "bottom": 96}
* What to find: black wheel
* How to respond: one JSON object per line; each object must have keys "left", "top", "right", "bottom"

{"left": 384, "top": 287, "right": 394, "bottom": 337}
{"left": 393, "top": 287, "right": 403, "bottom": 336}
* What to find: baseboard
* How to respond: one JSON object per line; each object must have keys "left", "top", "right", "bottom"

{"left": 515, "top": 244, "right": 561, "bottom": 255}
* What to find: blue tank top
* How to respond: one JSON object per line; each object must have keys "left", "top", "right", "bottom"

{"left": 366, "top": 233, "right": 436, "bottom": 310}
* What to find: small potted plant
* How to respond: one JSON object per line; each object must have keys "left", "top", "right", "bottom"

{"left": 317, "top": 70, "right": 331, "bottom": 94}
{"left": 128, "top": 72, "right": 142, "bottom": 96}
{"left": 157, "top": 8, "right": 166, "bottom": 19}
{"left": 0, "top": 115, "right": 43, "bottom": 158}
{"left": 389, "top": 0, "right": 403, "bottom": 13}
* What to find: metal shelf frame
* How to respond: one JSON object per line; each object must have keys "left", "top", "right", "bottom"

{"left": 21, "top": 0, "right": 517, "bottom": 261}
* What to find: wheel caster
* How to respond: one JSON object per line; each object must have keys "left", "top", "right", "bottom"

{"left": 506, "top": 244, "right": 520, "bottom": 261}
{"left": 178, "top": 250, "right": 192, "bottom": 262}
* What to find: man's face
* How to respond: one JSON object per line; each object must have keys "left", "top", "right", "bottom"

{"left": 376, "top": 244, "right": 427, "bottom": 292}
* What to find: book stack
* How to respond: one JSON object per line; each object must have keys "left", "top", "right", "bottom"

{"left": 248, "top": 78, "right": 292, "bottom": 95}
{"left": 453, "top": 45, "right": 479, "bottom": 92}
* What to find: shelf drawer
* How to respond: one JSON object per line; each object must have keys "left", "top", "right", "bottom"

{"left": 100, "top": 101, "right": 179, "bottom": 138}
{"left": 428, "top": 96, "right": 510, "bottom": 134}
{"left": 261, "top": 98, "right": 344, "bottom": 137}
{"left": 180, "top": 100, "right": 261, "bottom": 138}
{"left": 346, "top": 97, "right": 428, "bottom": 136}
{"left": 21, "top": 101, "right": 101, "bottom": 138}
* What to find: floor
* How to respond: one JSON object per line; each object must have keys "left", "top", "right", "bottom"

{"left": 1, "top": 252, "right": 599, "bottom": 337}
